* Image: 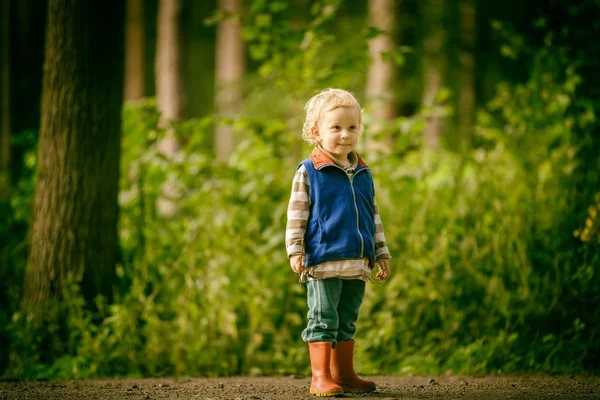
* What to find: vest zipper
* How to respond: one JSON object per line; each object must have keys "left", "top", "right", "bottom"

{"left": 332, "top": 165, "right": 366, "bottom": 257}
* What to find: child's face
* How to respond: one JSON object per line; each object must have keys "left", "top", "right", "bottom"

{"left": 314, "top": 106, "right": 360, "bottom": 162}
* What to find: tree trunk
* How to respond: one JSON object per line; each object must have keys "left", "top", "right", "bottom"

{"left": 422, "top": 0, "right": 446, "bottom": 148}
{"left": 457, "top": 0, "right": 476, "bottom": 150}
{"left": 125, "top": 0, "right": 145, "bottom": 101}
{"left": 155, "top": 0, "right": 189, "bottom": 218}
{"left": 366, "top": 0, "right": 396, "bottom": 154}
{"left": 156, "top": 0, "right": 187, "bottom": 126}
{"left": 23, "top": 0, "right": 124, "bottom": 306}
{"left": 1, "top": 0, "right": 10, "bottom": 179}
{"left": 214, "top": 0, "right": 244, "bottom": 162}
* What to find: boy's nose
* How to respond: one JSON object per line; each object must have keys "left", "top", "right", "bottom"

{"left": 341, "top": 130, "right": 349, "bottom": 138}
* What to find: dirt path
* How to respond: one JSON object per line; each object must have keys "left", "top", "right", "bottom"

{"left": 1, "top": 375, "right": 598, "bottom": 399}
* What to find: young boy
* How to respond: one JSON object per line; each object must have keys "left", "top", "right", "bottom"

{"left": 286, "top": 88, "right": 391, "bottom": 397}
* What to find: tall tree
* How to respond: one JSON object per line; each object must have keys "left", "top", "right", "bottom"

{"left": 155, "top": 0, "right": 189, "bottom": 218}
{"left": 1, "top": 0, "right": 10, "bottom": 182}
{"left": 214, "top": 0, "right": 245, "bottom": 162}
{"left": 125, "top": 0, "right": 145, "bottom": 101}
{"left": 365, "top": 0, "right": 397, "bottom": 154}
{"left": 23, "top": 0, "right": 124, "bottom": 306}
{"left": 457, "top": 0, "right": 475, "bottom": 150}
{"left": 156, "top": 0, "right": 188, "bottom": 127}
{"left": 422, "top": 0, "right": 446, "bottom": 147}
{"left": 156, "top": 0, "right": 187, "bottom": 168}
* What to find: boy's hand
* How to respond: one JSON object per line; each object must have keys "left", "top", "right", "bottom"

{"left": 289, "top": 254, "right": 304, "bottom": 274}
{"left": 375, "top": 259, "right": 390, "bottom": 280}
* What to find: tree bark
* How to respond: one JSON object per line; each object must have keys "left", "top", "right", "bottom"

{"left": 366, "top": 0, "right": 397, "bottom": 153}
{"left": 156, "top": 0, "right": 188, "bottom": 126}
{"left": 214, "top": 0, "right": 245, "bottom": 162}
{"left": 125, "top": 0, "right": 145, "bottom": 101}
{"left": 1, "top": 0, "right": 10, "bottom": 178}
{"left": 23, "top": 0, "right": 124, "bottom": 306}
{"left": 457, "top": 0, "right": 476, "bottom": 150}
{"left": 155, "top": 0, "right": 189, "bottom": 218}
{"left": 422, "top": 0, "right": 446, "bottom": 148}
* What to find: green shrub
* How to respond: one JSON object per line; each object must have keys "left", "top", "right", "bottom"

{"left": 3, "top": 5, "right": 599, "bottom": 378}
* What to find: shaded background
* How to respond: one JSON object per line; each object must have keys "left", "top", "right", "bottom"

{"left": 0, "top": 0, "right": 599, "bottom": 379}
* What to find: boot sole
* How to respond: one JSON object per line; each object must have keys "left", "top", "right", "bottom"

{"left": 309, "top": 388, "right": 344, "bottom": 397}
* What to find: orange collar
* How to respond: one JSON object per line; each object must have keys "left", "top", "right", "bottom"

{"left": 309, "top": 147, "right": 368, "bottom": 170}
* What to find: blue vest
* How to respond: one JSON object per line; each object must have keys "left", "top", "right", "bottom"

{"left": 300, "top": 149, "right": 376, "bottom": 267}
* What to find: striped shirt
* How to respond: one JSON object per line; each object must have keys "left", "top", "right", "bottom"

{"left": 286, "top": 149, "right": 391, "bottom": 282}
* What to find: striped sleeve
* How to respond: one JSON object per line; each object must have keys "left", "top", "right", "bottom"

{"left": 374, "top": 197, "right": 391, "bottom": 260}
{"left": 285, "top": 165, "right": 310, "bottom": 258}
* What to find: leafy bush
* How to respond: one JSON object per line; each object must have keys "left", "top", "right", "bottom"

{"left": 360, "top": 43, "right": 600, "bottom": 375}
{"left": 3, "top": 2, "right": 599, "bottom": 379}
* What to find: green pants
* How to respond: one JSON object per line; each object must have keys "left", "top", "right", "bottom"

{"left": 302, "top": 278, "right": 366, "bottom": 346}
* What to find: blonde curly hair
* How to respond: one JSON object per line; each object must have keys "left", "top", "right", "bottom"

{"left": 302, "top": 88, "right": 364, "bottom": 146}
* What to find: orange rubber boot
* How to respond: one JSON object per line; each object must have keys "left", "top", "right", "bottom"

{"left": 330, "top": 339, "right": 376, "bottom": 393}
{"left": 308, "top": 342, "right": 344, "bottom": 397}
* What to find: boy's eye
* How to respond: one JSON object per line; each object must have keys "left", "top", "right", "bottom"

{"left": 332, "top": 126, "right": 341, "bottom": 131}
{"left": 349, "top": 126, "right": 357, "bottom": 131}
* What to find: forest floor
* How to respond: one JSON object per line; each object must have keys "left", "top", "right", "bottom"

{"left": 1, "top": 374, "right": 599, "bottom": 400}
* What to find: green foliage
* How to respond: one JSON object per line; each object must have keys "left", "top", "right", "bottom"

{"left": 237, "top": 0, "right": 374, "bottom": 100}
{"left": 2, "top": 0, "right": 599, "bottom": 379}
{"left": 9, "top": 40, "right": 599, "bottom": 377}
{"left": 0, "top": 129, "right": 38, "bottom": 373}
{"left": 8, "top": 274, "right": 96, "bottom": 379}
{"left": 359, "top": 41, "right": 599, "bottom": 375}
